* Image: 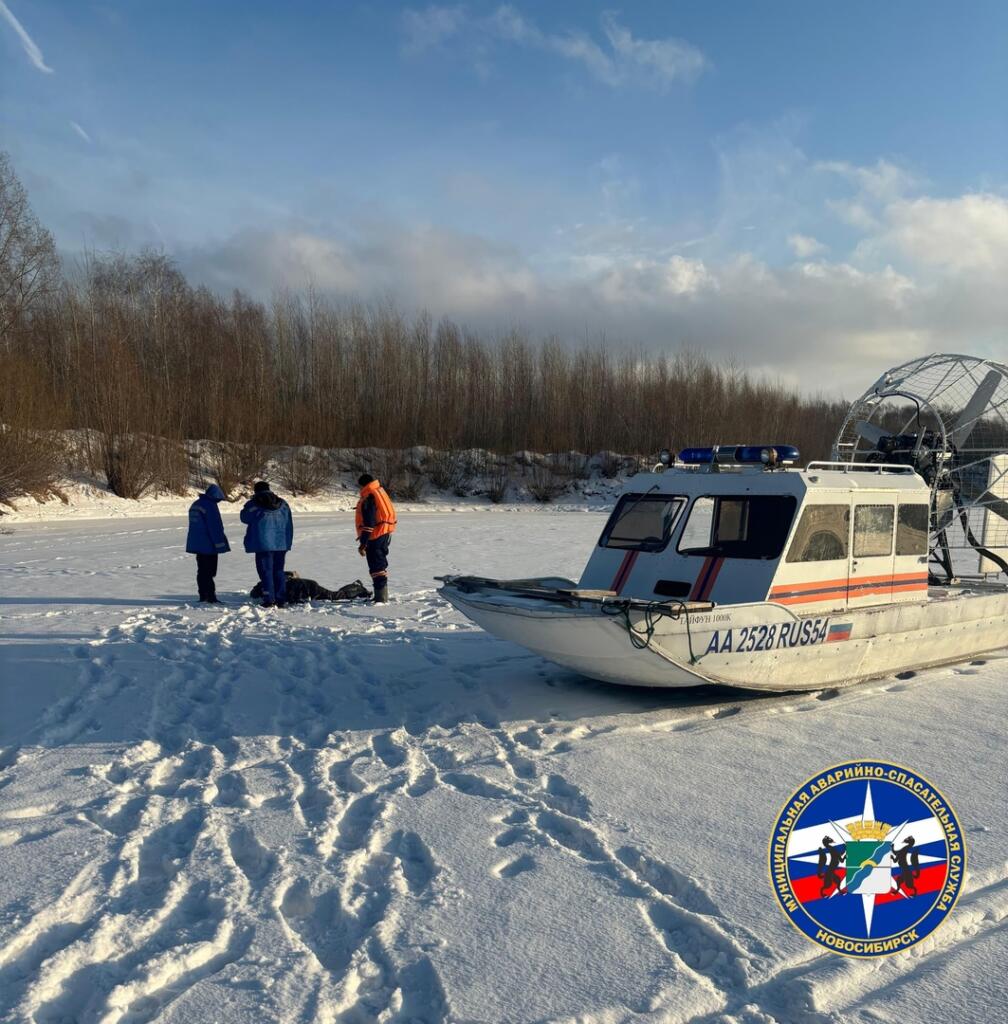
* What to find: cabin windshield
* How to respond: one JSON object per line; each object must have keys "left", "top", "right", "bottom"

{"left": 600, "top": 494, "right": 686, "bottom": 551}
{"left": 677, "top": 495, "right": 797, "bottom": 559}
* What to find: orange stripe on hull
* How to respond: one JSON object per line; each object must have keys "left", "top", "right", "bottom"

{"left": 772, "top": 591, "right": 849, "bottom": 606}
{"left": 769, "top": 576, "right": 848, "bottom": 596}
{"left": 769, "top": 577, "right": 928, "bottom": 605}
{"left": 770, "top": 573, "right": 930, "bottom": 602}
{"left": 850, "top": 572, "right": 929, "bottom": 586}
{"left": 769, "top": 572, "right": 927, "bottom": 598}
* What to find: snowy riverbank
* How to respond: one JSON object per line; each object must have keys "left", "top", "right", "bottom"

{"left": 1, "top": 512, "right": 1005, "bottom": 1023}
{"left": 0, "top": 471, "right": 625, "bottom": 525}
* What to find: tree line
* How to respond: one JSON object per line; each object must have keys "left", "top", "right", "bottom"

{"left": 0, "top": 151, "right": 849, "bottom": 503}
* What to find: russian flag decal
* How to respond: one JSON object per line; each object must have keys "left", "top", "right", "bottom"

{"left": 826, "top": 622, "right": 852, "bottom": 643}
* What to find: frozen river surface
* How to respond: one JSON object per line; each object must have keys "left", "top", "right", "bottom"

{"left": 0, "top": 511, "right": 1005, "bottom": 1023}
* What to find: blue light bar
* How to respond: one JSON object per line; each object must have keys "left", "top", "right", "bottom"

{"left": 735, "top": 444, "right": 800, "bottom": 464}
{"left": 676, "top": 444, "right": 800, "bottom": 466}
{"left": 679, "top": 447, "right": 715, "bottom": 464}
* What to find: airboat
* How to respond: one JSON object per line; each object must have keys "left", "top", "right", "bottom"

{"left": 438, "top": 353, "right": 1008, "bottom": 691}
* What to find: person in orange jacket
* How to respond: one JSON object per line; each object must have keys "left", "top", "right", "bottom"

{"left": 356, "top": 474, "right": 397, "bottom": 603}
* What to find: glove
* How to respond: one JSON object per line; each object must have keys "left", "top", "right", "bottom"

{"left": 358, "top": 544, "right": 366, "bottom": 557}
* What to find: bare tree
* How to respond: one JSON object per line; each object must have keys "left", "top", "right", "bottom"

{"left": 0, "top": 152, "right": 59, "bottom": 339}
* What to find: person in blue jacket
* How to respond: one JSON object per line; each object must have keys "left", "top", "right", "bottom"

{"left": 240, "top": 480, "right": 294, "bottom": 607}
{"left": 186, "top": 483, "right": 230, "bottom": 603}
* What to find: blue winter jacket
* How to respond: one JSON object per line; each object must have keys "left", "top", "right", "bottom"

{"left": 186, "top": 485, "right": 230, "bottom": 554}
{"left": 240, "top": 491, "right": 294, "bottom": 553}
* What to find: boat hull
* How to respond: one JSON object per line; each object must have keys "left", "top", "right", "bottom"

{"left": 439, "top": 580, "right": 1008, "bottom": 692}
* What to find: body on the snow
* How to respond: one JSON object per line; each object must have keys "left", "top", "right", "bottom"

{"left": 250, "top": 572, "right": 371, "bottom": 603}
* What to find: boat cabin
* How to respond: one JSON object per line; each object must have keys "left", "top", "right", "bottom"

{"left": 580, "top": 448, "right": 932, "bottom": 612}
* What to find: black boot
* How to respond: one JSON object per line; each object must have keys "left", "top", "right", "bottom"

{"left": 373, "top": 579, "right": 388, "bottom": 604}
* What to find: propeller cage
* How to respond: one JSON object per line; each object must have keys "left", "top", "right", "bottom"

{"left": 833, "top": 354, "right": 1008, "bottom": 581}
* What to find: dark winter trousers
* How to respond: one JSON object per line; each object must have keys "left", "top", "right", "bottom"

{"left": 255, "top": 551, "right": 287, "bottom": 604}
{"left": 364, "top": 535, "right": 391, "bottom": 583}
{"left": 195, "top": 553, "right": 218, "bottom": 601}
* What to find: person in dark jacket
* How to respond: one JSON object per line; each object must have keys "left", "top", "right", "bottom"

{"left": 355, "top": 474, "right": 397, "bottom": 603}
{"left": 186, "top": 483, "right": 230, "bottom": 602}
{"left": 240, "top": 481, "right": 294, "bottom": 607}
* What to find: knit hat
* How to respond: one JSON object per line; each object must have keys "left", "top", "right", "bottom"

{"left": 253, "top": 480, "right": 271, "bottom": 494}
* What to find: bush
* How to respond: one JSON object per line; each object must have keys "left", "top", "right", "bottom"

{"left": 389, "top": 472, "right": 424, "bottom": 500}
{"left": 526, "top": 464, "right": 566, "bottom": 503}
{"left": 151, "top": 439, "right": 190, "bottom": 496}
{"left": 363, "top": 450, "right": 425, "bottom": 501}
{"left": 0, "top": 427, "right": 66, "bottom": 509}
{"left": 277, "top": 447, "right": 332, "bottom": 496}
{"left": 427, "top": 449, "right": 474, "bottom": 495}
{"left": 209, "top": 442, "right": 273, "bottom": 498}
{"left": 83, "top": 431, "right": 160, "bottom": 499}
{"left": 484, "top": 455, "right": 509, "bottom": 504}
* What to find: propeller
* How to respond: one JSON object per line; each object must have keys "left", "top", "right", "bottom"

{"left": 855, "top": 368, "right": 1002, "bottom": 451}
{"left": 950, "top": 369, "right": 1002, "bottom": 448}
{"left": 950, "top": 368, "right": 1008, "bottom": 524}
{"left": 855, "top": 420, "right": 888, "bottom": 447}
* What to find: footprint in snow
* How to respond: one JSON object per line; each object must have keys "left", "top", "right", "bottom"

{"left": 371, "top": 730, "right": 407, "bottom": 768}
{"left": 494, "top": 853, "right": 537, "bottom": 879}
{"left": 541, "top": 774, "right": 591, "bottom": 819}
{"left": 388, "top": 830, "right": 439, "bottom": 894}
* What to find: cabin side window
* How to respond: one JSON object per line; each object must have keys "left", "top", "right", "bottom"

{"left": 600, "top": 494, "right": 686, "bottom": 552}
{"left": 676, "top": 495, "right": 797, "bottom": 559}
{"left": 853, "top": 504, "right": 895, "bottom": 557}
{"left": 785, "top": 504, "right": 850, "bottom": 562}
{"left": 896, "top": 504, "right": 929, "bottom": 555}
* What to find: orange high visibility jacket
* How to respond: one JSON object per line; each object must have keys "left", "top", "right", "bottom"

{"left": 356, "top": 480, "right": 397, "bottom": 542}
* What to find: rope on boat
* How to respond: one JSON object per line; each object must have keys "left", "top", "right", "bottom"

{"left": 600, "top": 598, "right": 701, "bottom": 664}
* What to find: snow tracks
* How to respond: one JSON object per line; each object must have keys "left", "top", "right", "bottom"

{"left": 1, "top": 589, "right": 1006, "bottom": 1022}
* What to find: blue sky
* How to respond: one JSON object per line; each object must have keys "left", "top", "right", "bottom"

{"left": 2, "top": 1, "right": 1006, "bottom": 392}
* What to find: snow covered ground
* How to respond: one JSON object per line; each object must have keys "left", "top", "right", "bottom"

{"left": 0, "top": 510, "right": 1005, "bottom": 1024}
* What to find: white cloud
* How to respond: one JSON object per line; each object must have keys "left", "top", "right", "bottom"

{"left": 788, "top": 233, "right": 826, "bottom": 258}
{"left": 0, "top": 0, "right": 53, "bottom": 73}
{"left": 70, "top": 120, "right": 92, "bottom": 143}
{"left": 400, "top": 5, "right": 466, "bottom": 54}
{"left": 600, "top": 11, "right": 707, "bottom": 86}
{"left": 57, "top": 138, "right": 1005, "bottom": 398}
{"left": 173, "top": 192, "right": 1008, "bottom": 397}
{"left": 877, "top": 193, "right": 1008, "bottom": 273}
{"left": 826, "top": 198, "right": 878, "bottom": 231}
{"left": 816, "top": 158, "right": 920, "bottom": 201}
{"left": 597, "top": 255, "right": 716, "bottom": 304}
{"left": 182, "top": 223, "right": 538, "bottom": 314}
{"left": 402, "top": 5, "right": 708, "bottom": 88}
